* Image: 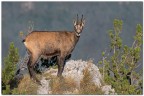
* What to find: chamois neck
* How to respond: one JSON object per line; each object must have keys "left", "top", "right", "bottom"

{"left": 74, "top": 31, "right": 80, "bottom": 44}
{"left": 74, "top": 30, "right": 81, "bottom": 37}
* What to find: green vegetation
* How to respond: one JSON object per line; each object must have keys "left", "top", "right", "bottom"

{"left": 98, "top": 19, "right": 143, "bottom": 95}
{"left": 2, "top": 42, "right": 19, "bottom": 94}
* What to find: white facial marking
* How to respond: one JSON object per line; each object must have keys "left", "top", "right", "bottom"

{"left": 75, "top": 24, "right": 83, "bottom": 33}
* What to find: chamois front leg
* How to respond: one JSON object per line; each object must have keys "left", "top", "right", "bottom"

{"left": 57, "top": 56, "right": 65, "bottom": 77}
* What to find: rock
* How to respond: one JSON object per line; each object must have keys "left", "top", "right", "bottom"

{"left": 37, "top": 77, "right": 50, "bottom": 94}
{"left": 101, "top": 85, "right": 116, "bottom": 95}
{"left": 62, "top": 60, "right": 102, "bottom": 87}
{"left": 37, "top": 59, "right": 116, "bottom": 95}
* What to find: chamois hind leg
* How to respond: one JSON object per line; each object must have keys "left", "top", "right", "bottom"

{"left": 57, "top": 56, "right": 65, "bottom": 77}
{"left": 27, "top": 54, "right": 41, "bottom": 85}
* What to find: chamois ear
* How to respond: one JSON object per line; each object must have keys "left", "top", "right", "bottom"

{"left": 73, "top": 20, "right": 77, "bottom": 26}
{"left": 81, "top": 19, "right": 85, "bottom": 27}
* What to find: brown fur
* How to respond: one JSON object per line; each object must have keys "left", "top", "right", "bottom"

{"left": 24, "top": 31, "right": 79, "bottom": 63}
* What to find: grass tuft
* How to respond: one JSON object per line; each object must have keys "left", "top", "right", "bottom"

{"left": 12, "top": 74, "right": 38, "bottom": 95}
{"left": 79, "top": 67, "right": 104, "bottom": 95}
{"left": 49, "top": 76, "right": 77, "bottom": 94}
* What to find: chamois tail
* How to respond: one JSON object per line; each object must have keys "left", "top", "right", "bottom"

{"left": 22, "top": 39, "right": 26, "bottom": 43}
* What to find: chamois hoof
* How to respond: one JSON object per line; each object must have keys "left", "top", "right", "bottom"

{"left": 57, "top": 74, "right": 64, "bottom": 80}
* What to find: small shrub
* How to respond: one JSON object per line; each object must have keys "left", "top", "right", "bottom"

{"left": 2, "top": 42, "right": 19, "bottom": 94}
{"left": 98, "top": 19, "right": 143, "bottom": 95}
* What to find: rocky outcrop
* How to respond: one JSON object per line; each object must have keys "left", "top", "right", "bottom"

{"left": 62, "top": 60, "right": 103, "bottom": 88}
{"left": 37, "top": 60, "right": 116, "bottom": 95}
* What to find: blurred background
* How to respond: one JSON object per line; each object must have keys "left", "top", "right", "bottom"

{"left": 2, "top": 2, "right": 142, "bottom": 65}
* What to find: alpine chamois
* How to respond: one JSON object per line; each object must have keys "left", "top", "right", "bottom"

{"left": 22, "top": 15, "right": 85, "bottom": 84}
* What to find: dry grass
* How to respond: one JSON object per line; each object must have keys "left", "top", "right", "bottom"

{"left": 47, "top": 66, "right": 104, "bottom": 95}
{"left": 49, "top": 76, "right": 78, "bottom": 94}
{"left": 12, "top": 74, "right": 38, "bottom": 95}
{"left": 79, "top": 67, "right": 104, "bottom": 95}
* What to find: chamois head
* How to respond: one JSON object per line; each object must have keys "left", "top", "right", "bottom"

{"left": 73, "top": 14, "right": 85, "bottom": 36}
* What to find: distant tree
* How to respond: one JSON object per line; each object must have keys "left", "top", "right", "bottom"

{"left": 98, "top": 19, "right": 142, "bottom": 94}
{"left": 2, "top": 42, "right": 19, "bottom": 94}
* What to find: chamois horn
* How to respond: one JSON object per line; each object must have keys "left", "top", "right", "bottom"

{"left": 77, "top": 14, "right": 79, "bottom": 23}
{"left": 81, "top": 14, "right": 83, "bottom": 22}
